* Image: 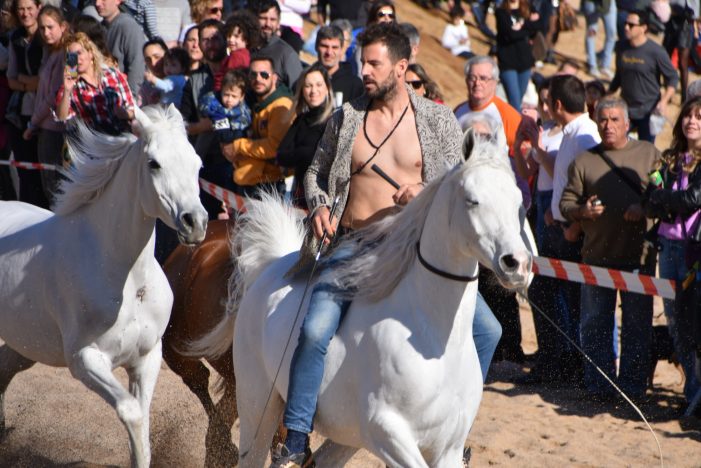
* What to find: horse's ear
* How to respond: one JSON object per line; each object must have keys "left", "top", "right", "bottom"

{"left": 462, "top": 127, "right": 476, "bottom": 161}
{"left": 131, "top": 106, "right": 152, "bottom": 136}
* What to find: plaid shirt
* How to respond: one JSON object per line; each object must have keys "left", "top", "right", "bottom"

{"left": 56, "top": 65, "right": 135, "bottom": 135}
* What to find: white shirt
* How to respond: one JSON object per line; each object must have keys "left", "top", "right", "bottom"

{"left": 551, "top": 113, "right": 601, "bottom": 221}
{"left": 535, "top": 121, "right": 563, "bottom": 191}
{"left": 441, "top": 22, "right": 472, "bottom": 56}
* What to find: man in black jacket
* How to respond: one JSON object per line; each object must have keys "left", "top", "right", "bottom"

{"left": 315, "top": 25, "right": 364, "bottom": 106}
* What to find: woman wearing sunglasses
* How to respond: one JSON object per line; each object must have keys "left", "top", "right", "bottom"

{"left": 405, "top": 63, "right": 444, "bottom": 103}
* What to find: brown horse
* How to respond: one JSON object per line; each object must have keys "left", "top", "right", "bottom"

{"left": 162, "top": 219, "right": 239, "bottom": 467}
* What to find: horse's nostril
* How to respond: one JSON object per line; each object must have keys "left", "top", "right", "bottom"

{"left": 501, "top": 254, "right": 518, "bottom": 270}
{"left": 181, "top": 212, "right": 194, "bottom": 229}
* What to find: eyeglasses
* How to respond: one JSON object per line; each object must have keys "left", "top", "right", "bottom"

{"left": 624, "top": 21, "right": 641, "bottom": 28}
{"left": 467, "top": 75, "right": 495, "bottom": 84}
{"left": 209, "top": 7, "right": 222, "bottom": 14}
{"left": 406, "top": 80, "right": 424, "bottom": 90}
{"left": 376, "top": 10, "right": 395, "bottom": 19}
{"left": 249, "top": 70, "right": 271, "bottom": 80}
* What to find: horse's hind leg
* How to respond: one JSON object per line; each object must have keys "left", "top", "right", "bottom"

{"left": 0, "top": 345, "right": 35, "bottom": 437}
{"left": 69, "top": 346, "right": 148, "bottom": 468}
{"left": 205, "top": 370, "right": 238, "bottom": 467}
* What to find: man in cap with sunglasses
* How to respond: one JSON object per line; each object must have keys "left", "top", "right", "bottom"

{"left": 249, "top": 0, "right": 303, "bottom": 89}
{"left": 221, "top": 55, "right": 293, "bottom": 198}
{"left": 95, "top": 0, "right": 145, "bottom": 96}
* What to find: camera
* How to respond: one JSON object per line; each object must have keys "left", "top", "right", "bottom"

{"left": 66, "top": 52, "right": 78, "bottom": 79}
{"left": 592, "top": 199, "right": 602, "bottom": 207}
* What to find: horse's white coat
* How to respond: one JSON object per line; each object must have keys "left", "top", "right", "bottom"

{"left": 0, "top": 105, "right": 207, "bottom": 468}
{"left": 200, "top": 136, "right": 533, "bottom": 467}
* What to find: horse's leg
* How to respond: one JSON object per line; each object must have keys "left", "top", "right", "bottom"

{"left": 205, "top": 362, "right": 239, "bottom": 467}
{"left": 313, "top": 440, "right": 358, "bottom": 466}
{"left": 0, "top": 345, "right": 35, "bottom": 437}
{"left": 69, "top": 347, "right": 147, "bottom": 468}
{"left": 366, "top": 415, "right": 430, "bottom": 468}
{"left": 238, "top": 390, "right": 284, "bottom": 468}
{"left": 126, "top": 341, "right": 163, "bottom": 467}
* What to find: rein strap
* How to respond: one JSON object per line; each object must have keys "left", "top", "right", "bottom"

{"left": 416, "top": 242, "right": 478, "bottom": 282}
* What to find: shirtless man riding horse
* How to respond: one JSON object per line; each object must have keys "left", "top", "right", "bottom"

{"left": 273, "top": 23, "right": 502, "bottom": 467}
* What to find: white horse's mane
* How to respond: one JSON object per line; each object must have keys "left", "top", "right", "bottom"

{"left": 332, "top": 138, "right": 514, "bottom": 302}
{"left": 53, "top": 106, "right": 185, "bottom": 216}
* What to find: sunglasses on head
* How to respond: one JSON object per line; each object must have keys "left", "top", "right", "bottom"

{"left": 376, "top": 11, "right": 395, "bottom": 19}
{"left": 406, "top": 80, "right": 424, "bottom": 90}
{"left": 249, "top": 70, "right": 271, "bottom": 80}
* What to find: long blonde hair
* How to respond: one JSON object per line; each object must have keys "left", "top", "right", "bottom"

{"left": 290, "top": 63, "right": 334, "bottom": 125}
{"left": 63, "top": 32, "right": 106, "bottom": 80}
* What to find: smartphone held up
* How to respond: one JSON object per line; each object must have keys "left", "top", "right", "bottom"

{"left": 66, "top": 51, "right": 78, "bottom": 79}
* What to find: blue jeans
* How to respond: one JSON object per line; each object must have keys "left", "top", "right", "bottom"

{"left": 630, "top": 115, "right": 654, "bottom": 143}
{"left": 658, "top": 237, "right": 701, "bottom": 402}
{"left": 529, "top": 191, "right": 580, "bottom": 374}
{"left": 499, "top": 69, "right": 531, "bottom": 113}
{"left": 583, "top": 0, "right": 617, "bottom": 71}
{"left": 283, "top": 247, "right": 501, "bottom": 434}
{"left": 580, "top": 263, "right": 654, "bottom": 396}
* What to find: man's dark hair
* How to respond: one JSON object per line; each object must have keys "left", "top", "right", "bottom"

{"left": 198, "top": 18, "right": 225, "bottom": 37}
{"left": 142, "top": 37, "right": 167, "bottom": 55}
{"left": 631, "top": 9, "right": 649, "bottom": 26}
{"left": 316, "top": 25, "right": 345, "bottom": 49}
{"left": 248, "top": 0, "right": 281, "bottom": 16}
{"left": 249, "top": 53, "right": 275, "bottom": 71}
{"left": 224, "top": 9, "right": 263, "bottom": 50}
{"left": 357, "top": 22, "right": 411, "bottom": 63}
{"left": 549, "top": 74, "right": 585, "bottom": 114}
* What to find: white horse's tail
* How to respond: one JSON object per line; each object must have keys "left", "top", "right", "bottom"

{"left": 189, "top": 192, "right": 306, "bottom": 359}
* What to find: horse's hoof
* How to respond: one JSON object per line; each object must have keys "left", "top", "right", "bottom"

{"left": 463, "top": 446, "right": 472, "bottom": 467}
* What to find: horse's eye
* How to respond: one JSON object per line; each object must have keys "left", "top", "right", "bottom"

{"left": 148, "top": 159, "right": 161, "bottom": 170}
{"left": 466, "top": 199, "right": 479, "bottom": 207}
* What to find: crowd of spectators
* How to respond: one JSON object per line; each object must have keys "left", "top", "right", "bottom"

{"left": 0, "top": 0, "right": 699, "bottom": 424}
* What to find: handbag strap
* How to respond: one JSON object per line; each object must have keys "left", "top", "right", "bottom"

{"left": 592, "top": 144, "right": 643, "bottom": 196}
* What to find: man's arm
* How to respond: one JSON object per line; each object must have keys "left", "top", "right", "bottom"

{"left": 656, "top": 46, "right": 679, "bottom": 114}
{"left": 305, "top": 108, "right": 342, "bottom": 212}
{"left": 230, "top": 100, "right": 293, "bottom": 160}
{"left": 560, "top": 155, "right": 604, "bottom": 222}
{"left": 122, "top": 19, "right": 146, "bottom": 95}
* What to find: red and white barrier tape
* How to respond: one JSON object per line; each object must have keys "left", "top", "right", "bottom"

{"left": 532, "top": 256, "right": 676, "bottom": 299}
{"left": 0, "top": 159, "right": 60, "bottom": 171}
{"left": 198, "top": 178, "right": 247, "bottom": 213}
{"left": 5, "top": 165, "right": 673, "bottom": 298}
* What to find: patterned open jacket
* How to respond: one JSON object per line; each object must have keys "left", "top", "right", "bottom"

{"left": 288, "top": 86, "right": 464, "bottom": 276}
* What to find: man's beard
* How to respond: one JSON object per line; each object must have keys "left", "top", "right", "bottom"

{"left": 205, "top": 48, "right": 226, "bottom": 64}
{"left": 366, "top": 74, "right": 397, "bottom": 100}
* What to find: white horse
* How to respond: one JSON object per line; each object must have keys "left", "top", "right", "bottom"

{"left": 0, "top": 105, "right": 207, "bottom": 467}
{"left": 199, "top": 133, "right": 533, "bottom": 467}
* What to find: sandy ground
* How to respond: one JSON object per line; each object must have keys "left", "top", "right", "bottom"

{"left": 1, "top": 0, "right": 700, "bottom": 466}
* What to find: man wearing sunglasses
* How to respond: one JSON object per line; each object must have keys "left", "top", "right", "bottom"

{"left": 95, "top": 0, "right": 145, "bottom": 96}
{"left": 609, "top": 10, "right": 678, "bottom": 143}
{"left": 249, "top": 0, "right": 303, "bottom": 89}
{"left": 222, "top": 55, "right": 293, "bottom": 198}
